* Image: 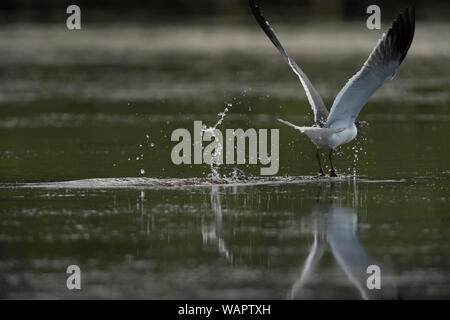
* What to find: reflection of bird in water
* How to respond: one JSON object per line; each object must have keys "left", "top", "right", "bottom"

{"left": 291, "top": 184, "right": 398, "bottom": 299}
{"left": 201, "top": 186, "right": 235, "bottom": 263}
{"left": 203, "top": 184, "right": 397, "bottom": 299}
{"left": 249, "top": 0, "right": 415, "bottom": 177}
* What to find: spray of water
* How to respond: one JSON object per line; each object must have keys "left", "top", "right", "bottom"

{"left": 201, "top": 104, "right": 230, "bottom": 179}
{"left": 351, "top": 145, "right": 359, "bottom": 177}
{"left": 351, "top": 135, "right": 367, "bottom": 178}
{"left": 337, "top": 134, "right": 367, "bottom": 178}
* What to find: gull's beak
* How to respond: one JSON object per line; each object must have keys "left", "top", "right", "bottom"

{"left": 360, "top": 121, "right": 369, "bottom": 128}
{"left": 356, "top": 121, "right": 369, "bottom": 131}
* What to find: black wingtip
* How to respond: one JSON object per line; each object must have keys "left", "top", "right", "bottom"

{"left": 249, "top": 0, "right": 262, "bottom": 22}
{"left": 249, "top": 0, "right": 271, "bottom": 33}
{"left": 248, "top": 0, "right": 290, "bottom": 61}
{"left": 386, "top": 7, "right": 415, "bottom": 62}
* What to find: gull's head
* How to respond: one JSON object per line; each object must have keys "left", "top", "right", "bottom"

{"left": 355, "top": 120, "right": 369, "bottom": 132}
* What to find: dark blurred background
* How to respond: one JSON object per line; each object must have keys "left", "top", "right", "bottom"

{"left": 0, "top": 0, "right": 448, "bottom": 25}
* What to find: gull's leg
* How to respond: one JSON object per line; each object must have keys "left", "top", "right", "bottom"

{"left": 316, "top": 149, "right": 325, "bottom": 176}
{"left": 329, "top": 150, "right": 337, "bottom": 177}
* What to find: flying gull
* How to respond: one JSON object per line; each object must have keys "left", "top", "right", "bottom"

{"left": 249, "top": 1, "right": 415, "bottom": 177}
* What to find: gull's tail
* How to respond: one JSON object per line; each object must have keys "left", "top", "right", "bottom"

{"left": 278, "top": 119, "right": 345, "bottom": 135}
{"left": 278, "top": 119, "right": 303, "bottom": 131}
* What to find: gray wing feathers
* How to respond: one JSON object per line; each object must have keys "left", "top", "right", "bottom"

{"left": 326, "top": 7, "right": 415, "bottom": 128}
{"left": 249, "top": 0, "right": 329, "bottom": 126}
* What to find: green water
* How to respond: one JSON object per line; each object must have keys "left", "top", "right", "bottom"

{"left": 0, "top": 25, "right": 449, "bottom": 299}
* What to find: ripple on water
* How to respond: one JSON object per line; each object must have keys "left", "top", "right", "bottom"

{"left": 0, "top": 175, "right": 406, "bottom": 190}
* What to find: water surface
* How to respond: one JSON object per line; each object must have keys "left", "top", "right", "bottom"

{"left": 0, "top": 25, "right": 449, "bottom": 299}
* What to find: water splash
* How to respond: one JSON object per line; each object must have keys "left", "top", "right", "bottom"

{"left": 351, "top": 135, "right": 368, "bottom": 178}
{"left": 201, "top": 105, "right": 230, "bottom": 179}
{"left": 351, "top": 145, "right": 359, "bottom": 177}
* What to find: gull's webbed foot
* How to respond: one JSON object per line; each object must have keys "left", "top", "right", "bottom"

{"left": 330, "top": 169, "right": 338, "bottom": 177}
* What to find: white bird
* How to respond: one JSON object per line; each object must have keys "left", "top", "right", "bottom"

{"left": 249, "top": 1, "right": 415, "bottom": 177}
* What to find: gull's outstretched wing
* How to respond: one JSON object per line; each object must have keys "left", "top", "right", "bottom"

{"left": 249, "top": 0, "right": 329, "bottom": 127}
{"left": 326, "top": 7, "right": 415, "bottom": 129}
